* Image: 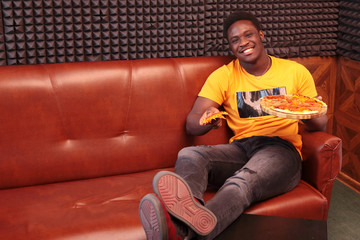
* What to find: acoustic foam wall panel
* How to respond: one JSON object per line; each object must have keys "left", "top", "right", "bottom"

{"left": 0, "top": 0, "right": 339, "bottom": 65}
{"left": 0, "top": 4, "right": 4, "bottom": 65}
{"left": 337, "top": 0, "right": 360, "bottom": 61}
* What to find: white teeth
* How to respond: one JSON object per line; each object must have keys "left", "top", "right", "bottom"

{"left": 243, "top": 48, "right": 253, "bottom": 53}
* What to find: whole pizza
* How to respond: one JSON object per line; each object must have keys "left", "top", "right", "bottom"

{"left": 260, "top": 94, "right": 327, "bottom": 119}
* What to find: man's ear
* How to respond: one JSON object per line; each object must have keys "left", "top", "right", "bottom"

{"left": 259, "top": 30, "right": 265, "bottom": 41}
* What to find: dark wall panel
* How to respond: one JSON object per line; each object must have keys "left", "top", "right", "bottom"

{"left": 0, "top": 0, "right": 340, "bottom": 65}
{"left": 337, "top": 0, "right": 360, "bottom": 61}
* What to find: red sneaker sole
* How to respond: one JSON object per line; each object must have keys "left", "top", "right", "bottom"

{"left": 139, "top": 194, "right": 168, "bottom": 240}
{"left": 153, "top": 171, "right": 217, "bottom": 236}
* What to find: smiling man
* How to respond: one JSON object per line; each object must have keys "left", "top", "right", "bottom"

{"left": 227, "top": 16, "right": 269, "bottom": 74}
{"left": 139, "top": 11, "right": 328, "bottom": 240}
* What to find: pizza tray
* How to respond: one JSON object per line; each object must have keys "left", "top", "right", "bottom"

{"left": 260, "top": 100, "right": 327, "bottom": 120}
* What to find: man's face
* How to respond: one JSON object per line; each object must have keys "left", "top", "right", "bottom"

{"left": 227, "top": 20, "right": 265, "bottom": 64}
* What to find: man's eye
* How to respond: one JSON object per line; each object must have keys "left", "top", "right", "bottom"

{"left": 246, "top": 33, "right": 253, "bottom": 38}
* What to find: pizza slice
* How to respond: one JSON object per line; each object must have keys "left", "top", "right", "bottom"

{"left": 202, "top": 111, "right": 229, "bottom": 125}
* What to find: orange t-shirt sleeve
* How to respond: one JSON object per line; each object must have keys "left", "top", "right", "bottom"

{"left": 198, "top": 66, "right": 229, "bottom": 105}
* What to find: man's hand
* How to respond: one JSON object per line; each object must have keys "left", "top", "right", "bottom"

{"left": 302, "top": 95, "right": 328, "bottom": 132}
{"left": 199, "top": 107, "right": 222, "bottom": 128}
{"left": 315, "top": 96, "right": 323, "bottom": 101}
{"left": 186, "top": 97, "right": 221, "bottom": 136}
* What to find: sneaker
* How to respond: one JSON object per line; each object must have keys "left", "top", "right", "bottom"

{"left": 152, "top": 171, "right": 217, "bottom": 236}
{"left": 139, "top": 193, "right": 183, "bottom": 240}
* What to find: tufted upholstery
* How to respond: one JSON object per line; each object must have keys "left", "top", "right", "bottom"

{"left": 0, "top": 56, "right": 341, "bottom": 239}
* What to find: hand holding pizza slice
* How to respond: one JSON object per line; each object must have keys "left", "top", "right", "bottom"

{"left": 200, "top": 111, "right": 229, "bottom": 126}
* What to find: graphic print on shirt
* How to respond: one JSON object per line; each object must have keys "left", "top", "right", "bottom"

{"left": 237, "top": 87, "right": 286, "bottom": 118}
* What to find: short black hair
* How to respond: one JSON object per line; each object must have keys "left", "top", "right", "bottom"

{"left": 223, "top": 11, "right": 262, "bottom": 38}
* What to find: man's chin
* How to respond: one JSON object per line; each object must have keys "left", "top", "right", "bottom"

{"left": 237, "top": 54, "right": 258, "bottom": 64}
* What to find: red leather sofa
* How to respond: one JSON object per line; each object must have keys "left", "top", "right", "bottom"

{"left": 0, "top": 56, "right": 342, "bottom": 240}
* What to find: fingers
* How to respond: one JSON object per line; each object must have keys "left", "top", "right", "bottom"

{"left": 199, "top": 108, "right": 228, "bottom": 129}
{"left": 212, "top": 119, "right": 222, "bottom": 129}
{"left": 199, "top": 107, "right": 220, "bottom": 126}
{"left": 315, "top": 95, "right": 323, "bottom": 101}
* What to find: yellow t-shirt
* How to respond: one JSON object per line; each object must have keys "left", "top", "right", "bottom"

{"left": 198, "top": 55, "right": 317, "bottom": 154}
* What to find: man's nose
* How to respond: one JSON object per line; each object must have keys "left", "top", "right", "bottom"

{"left": 239, "top": 38, "right": 249, "bottom": 47}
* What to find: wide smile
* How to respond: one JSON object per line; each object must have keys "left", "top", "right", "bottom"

{"left": 240, "top": 47, "right": 255, "bottom": 56}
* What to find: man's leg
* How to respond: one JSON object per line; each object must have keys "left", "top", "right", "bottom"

{"left": 202, "top": 144, "right": 302, "bottom": 239}
{"left": 140, "top": 143, "right": 246, "bottom": 240}
{"left": 140, "top": 139, "right": 301, "bottom": 239}
{"left": 174, "top": 143, "right": 248, "bottom": 203}
{"left": 152, "top": 171, "right": 217, "bottom": 236}
{"left": 139, "top": 192, "right": 189, "bottom": 240}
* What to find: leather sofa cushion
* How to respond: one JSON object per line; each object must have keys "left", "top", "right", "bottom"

{"left": 0, "top": 169, "right": 327, "bottom": 240}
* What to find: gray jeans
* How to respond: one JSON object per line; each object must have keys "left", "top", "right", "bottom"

{"left": 174, "top": 136, "right": 302, "bottom": 240}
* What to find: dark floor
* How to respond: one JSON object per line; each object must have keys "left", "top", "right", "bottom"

{"left": 328, "top": 180, "right": 360, "bottom": 240}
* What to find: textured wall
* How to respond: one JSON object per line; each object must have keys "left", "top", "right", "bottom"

{"left": 0, "top": 0, "right": 340, "bottom": 65}
{"left": 337, "top": 0, "right": 360, "bottom": 61}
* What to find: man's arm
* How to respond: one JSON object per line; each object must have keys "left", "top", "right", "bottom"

{"left": 302, "top": 96, "right": 328, "bottom": 132}
{"left": 302, "top": 114, "right": 328, "bottom": 132}
{"left": 186, "top": 96, "right": 222, "bottom": 136}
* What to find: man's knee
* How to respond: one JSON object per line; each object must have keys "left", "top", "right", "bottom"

{"left": 176, "top": 145, "right": 212, "bottom": 169}
{"left": 177, "top": 146, "right": 198, "bottom": 160}
{"left": 220, "top": 170, "right": 256, "bottom": 204}
{"left": 225, "top": 168, "right": 257, "bottom": 188}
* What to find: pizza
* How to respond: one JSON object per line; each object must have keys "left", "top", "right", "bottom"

{"left": 260, "top": 94, "right": 327, "bottom": 119}
{"left": 202, "top": 111, "right": 228, "bottom": 125}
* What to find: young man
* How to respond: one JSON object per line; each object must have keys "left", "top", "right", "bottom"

{"left": 139, "top": 11, "right": 328, "bottom": 240}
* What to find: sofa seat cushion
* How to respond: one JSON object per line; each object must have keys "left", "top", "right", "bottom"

{"left": 0, "top": 169, "right": 166, "bottom": 240}
{"left": 204, "top": 180, "right": 328, "bottom": 221}
{"left": 0, "top": 170, "right": 327, "bottom": 240}
{"left": 243, "top": 180, "right": 328, "bottom": 220}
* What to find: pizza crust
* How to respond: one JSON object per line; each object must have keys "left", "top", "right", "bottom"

{"left": 271, "top": 108, "right": 318, "bottom": 115}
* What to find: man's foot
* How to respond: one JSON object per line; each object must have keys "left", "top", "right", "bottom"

{"left": 153, "top": 171, "right": 217, "bottom": 236}
{"left": 139, "top": 193, "right": 182, "bottom": 240}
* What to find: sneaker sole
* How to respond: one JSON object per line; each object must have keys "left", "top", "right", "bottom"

{"left": 139, "top": 193, "right": 168, "bottom": 240}
{"left": 153, "top": 171, "right": 217, "bottom": 236}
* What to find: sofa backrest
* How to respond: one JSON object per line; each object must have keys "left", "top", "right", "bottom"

{"left": 0, "top": 56, "right": 234, "bottom": 189}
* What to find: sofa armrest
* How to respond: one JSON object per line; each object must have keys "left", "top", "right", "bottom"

{"left": 300, "top": 129, "right": 342, "bottom": 205}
